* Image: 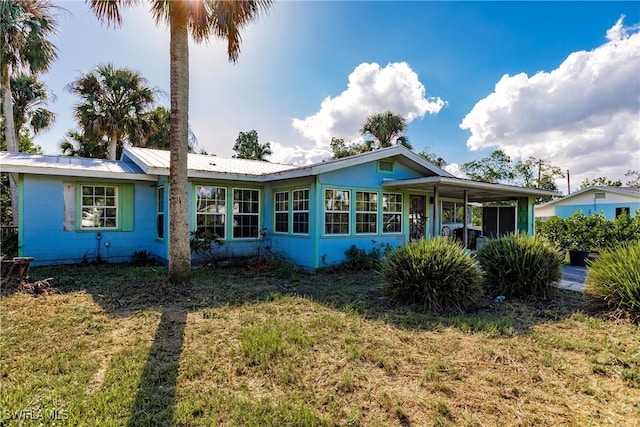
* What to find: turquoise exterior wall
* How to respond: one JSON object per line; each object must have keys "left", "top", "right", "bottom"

{"left": 17, "top": 155, "right": 436, "bottom": 269}
{"left": 21, "top": 175, "right": 163, "bottom": 266}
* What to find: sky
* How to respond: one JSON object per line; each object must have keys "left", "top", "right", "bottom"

{"left": 31, "top": 1, "right": 640, "bottom": 193}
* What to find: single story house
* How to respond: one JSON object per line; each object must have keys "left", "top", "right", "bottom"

{"left": 535, "top": 186, "right": 640, "bottom": 220}
{"left": 1, "top": 146, "right": 559, "bottom": 268}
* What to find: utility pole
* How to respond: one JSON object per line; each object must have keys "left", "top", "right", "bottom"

{"left": 567, "top": 170, "right": 571, "bottom": 194}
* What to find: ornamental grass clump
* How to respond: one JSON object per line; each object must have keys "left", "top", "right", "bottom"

{"left": 584, "top": 241, "right": 640, "bottom": 314}
{"left": 477, "top": 234, "right": 563, "bottom": 300}
{"left": 381, "top": 237, "right": 483, "bottom": 314}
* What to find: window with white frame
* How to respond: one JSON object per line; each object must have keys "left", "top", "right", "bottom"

{"left": 325, "top": 189, "right": 350, "bottom": 235}
{"left": 383, "top": 193, "right": 402, "bottom": 233}
{"left": 355, "top": 191, "right": 378, "bottom": 234}
{"left": 195, "top": 186, "right": 226, "bottom": 238}
{"left": 274, "top": 191, "right": 289, "bottom": 233}
{"left": 156, "top": 186, "right": 165, "bottom": 239}
{"left": 233, "top": 188, "right": 260, "bottom": 239}
{"left": 292, "top": 189, "right": 309, "bottom": 234}
{"left": 81, "top": 185, "right": 118, "bottom": 229}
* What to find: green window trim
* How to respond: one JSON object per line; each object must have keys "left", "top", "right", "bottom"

{"left": 75, "top": 183, "right": 134, "bottom": 232}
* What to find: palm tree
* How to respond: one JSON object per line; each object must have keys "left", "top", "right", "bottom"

{"left": 135, "top": 106, "right": 199, "bottom": 153}
{"left": 60, "top": 129, "right": 108, "bottom": 158}
{"left": 6, "top": 72, "right": 55, "bottom": 139}
{"left": 66, "top": 63, "right": 156, "bottom": 160}
{"left": 360, "top": 111, "right": 412, "bottom": 150}
{"left": 88, "top": 0, "right": 273, "bottom": 284}
{"left": 1, "top": 0, "right": 58, "bottom": 225}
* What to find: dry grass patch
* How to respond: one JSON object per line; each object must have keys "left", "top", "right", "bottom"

{"left": 1, "top": 264, "right": 638, "bottom": 426}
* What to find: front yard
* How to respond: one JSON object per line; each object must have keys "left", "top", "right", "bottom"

{"left": 1, "top": 264, "right": 639, "bottom": 426}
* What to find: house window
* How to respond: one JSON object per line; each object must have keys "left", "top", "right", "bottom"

{"left": 156, "top": 186, "right": 165, "bottom": 239}
{"left": 233, "top": 188, "right": 260, "bottom": 239}
{"left": 378, "top": 160, "right": 394, "bottom": 172}
{"left": 616, "top": 207, "right": 630, "bottom": 218}
{"left": 356, "top": 191, "right": 378, "bottom": 234}
{"left": 325, "top": 189, "right": 350, "bottom": 235}
{"left": 195, "top": 186, "right": 226, "bottom": 239}
{"left": 442, "top": 201, "right": 467, "bottom": 223}
{"left": 383, "top": 193, "right": 402, "bottom": 233}
{"left": 292, "top": 189, "right": 309, "bottom": 234}
{"left": 81, "top": 185, "right": 118, "bottom": 229}
{"left": 274, "top": 191, "right": 289, "bottom": 233}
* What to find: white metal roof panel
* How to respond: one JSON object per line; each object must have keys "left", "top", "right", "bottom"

{"left": 0, "top": 151, "right": 156, "bottom": 181}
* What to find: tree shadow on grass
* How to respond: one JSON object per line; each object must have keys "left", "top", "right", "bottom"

{"left": 27, "top": 263, "right": 588, "bottom": 425}
{"left": 126, "top": 307, "right": 187, "bottom": 427}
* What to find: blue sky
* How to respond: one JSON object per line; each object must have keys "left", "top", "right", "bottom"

{"left": 35, "top": 1, "right": 640, "bottom": 192}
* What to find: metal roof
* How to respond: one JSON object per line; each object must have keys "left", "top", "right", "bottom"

{"left": 123, "top": 147, "right": 297, "bottom": 180}
{"left": 382, "top": 176, "right": 562, "bottom": 202}
{"left": 0, "top": 151, "right": 156, "bottom": 181}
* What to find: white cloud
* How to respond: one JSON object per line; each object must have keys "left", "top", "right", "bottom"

{"left": 268, "top": 141, "right": 329, "bottom": 165}
{"left": 291, "top": 62, "right": 446, "bottom": 150}
{"left": 460, "top": 16, "right": 640, "bottom": 189}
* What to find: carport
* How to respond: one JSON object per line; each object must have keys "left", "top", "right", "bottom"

{"left": 382, "top": 176, "right": 561, "bottom": 248}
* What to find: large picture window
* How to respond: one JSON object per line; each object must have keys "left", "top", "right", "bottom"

{"left": 195, "top": 186, "right": 226, "bottom": 238}
{"left": 383, "top": 193, "right": 402, "bottom": 233}
{"left": 81, "top": 185, "right": 118, "bottom": 229}
{"left": 325, "top": 189, "right": 350, "bottom": 235}
{"left": 355, "top": 191, "right": 378, "bottom": 234}
{"left": 274, "top": 191, "right": 289, "bottom": 233}
{"left": 233, "top": 188, "right": 260, "bottom": 239}
{"left": 292, "top": 189, "right": 309, "bottom": 234}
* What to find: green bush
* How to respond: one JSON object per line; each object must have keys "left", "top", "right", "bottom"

{"left": 536, "top": 210, "right": 640, "bottom": 251}
{"left": 477, "top": 234, "right": 563, "bottom": 300}
{"left": 1, "top": 229, "right": 18, "bottom": 258}
{"left": 584, "top": 241, "right": 640, "bottom": 313}
{"left": 342, "top": 241, "right": 391, "bottom": 271}
{"left": 381, "top": 237, "right": 483, "bottom": 313}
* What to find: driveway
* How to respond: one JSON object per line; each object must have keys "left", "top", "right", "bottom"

{"left": 558, "top": 265, "right": 587, "bottom": 292}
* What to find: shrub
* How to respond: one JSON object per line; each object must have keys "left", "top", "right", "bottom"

{"left": 343, "top": 241, "right": 391, "bottom": 271}
{"left": 584, "top": 241, "right": 640, "bottom": 313}
{"left": 381, "top": 237, "right": 482, "bottom": 313}
{"left": 477, "top": 234, "right": 563, "bottom": 300}
{"left": 536, "top": 210, "right": 640, "bottom": 251}
{"left": 0, "top": 229, "right": 18, "bottom": 258}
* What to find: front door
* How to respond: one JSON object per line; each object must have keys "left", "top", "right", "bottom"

{"left": 409, "top": 195, "right": 427, "bottom": 241}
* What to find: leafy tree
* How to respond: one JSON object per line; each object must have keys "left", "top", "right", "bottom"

{"left": 360, "top": 111, "right": 412, "bottom": 149}
{"left": 462, "top": 150, "right": 563, "bottom": 196}
{"left": 513, "top": 157, "right": 564, "bottom": 192}
{"left": 232, "top": 130, "right": 272, "bottom": 161}
{"left": 88, "top": 0, "right": 274, "bottom": 284}
{"left": 329, "top": 137, "right": 373, "bottom": 159}
{"left": 66, "top": 63, "right": 156, "bottom": 160}
{"left": 1, "top": 0, "right": 59, "bottom": 225}
{"left": 578, "top": 177, "right": 623, "bottom": 190}
{"left": 625, "top": 170, "right": 640, "bottom": 188}
{"left": 417, "top": 147, "right": 438, "bottom": 164}
{"left": 461, "top": 150, "right": 514, "bottom": 183}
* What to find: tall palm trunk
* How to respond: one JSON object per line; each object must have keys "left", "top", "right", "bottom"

{"left": 167, "top": 1, "right": 191, "bottom": 284}
{"left": 1, "top": 66, "right": 19, "bottom": 226}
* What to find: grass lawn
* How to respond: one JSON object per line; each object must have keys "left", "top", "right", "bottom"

{"left": 1, "top": 264, "right": 639, "bottom": 426}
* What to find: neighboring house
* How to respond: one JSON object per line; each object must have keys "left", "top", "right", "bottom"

{"left": 535, "top": 186, "right": 640, "bottom": 220}
{"left": 1, "top": 146, "right": 559, "bottom": 268}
